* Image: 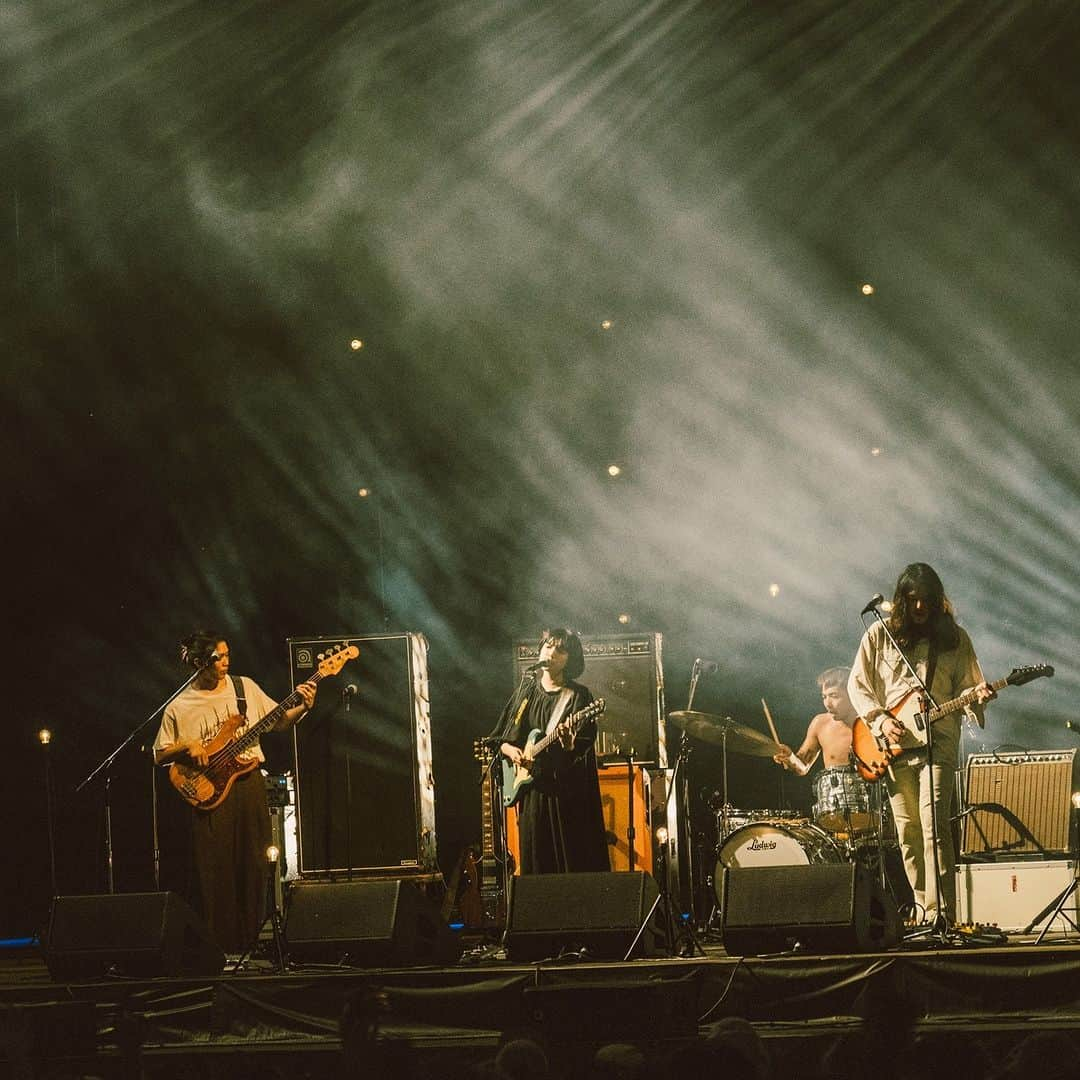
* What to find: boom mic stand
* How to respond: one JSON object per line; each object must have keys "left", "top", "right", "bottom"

{"left": 76, "top": 662, "right": 209, "bottom": 892}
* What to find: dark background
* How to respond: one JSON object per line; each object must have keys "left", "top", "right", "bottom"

{"left": 6, "top": 1, "right": 1080, "bottom": 936}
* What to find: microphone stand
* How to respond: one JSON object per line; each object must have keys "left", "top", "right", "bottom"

{"left": 76, "top": 665, "right": 207, "bottom": 893}
{"left": 861, "top": 609, "right": 952, "bottom": 945}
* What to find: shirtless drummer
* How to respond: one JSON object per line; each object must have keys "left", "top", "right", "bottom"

{"left": 773, "top": 666, "right": 858, "bottom": 773}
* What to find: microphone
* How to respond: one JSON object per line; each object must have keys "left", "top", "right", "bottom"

{"left": 860, "top": 593, "right": 885, "bottom": 616}
{"left": 343, "top": 684, "right": 359, "bottom": 697}
{"left": 524, "top": 661, "right": 549, "bottom": 673}
{"left": 695, "top": 659, "right": 719, "bottom": 674}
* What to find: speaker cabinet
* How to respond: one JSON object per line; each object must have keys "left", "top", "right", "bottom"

{"left": 289, "top": 633, "right": 436, "bottom": 875}
{"left": 284, "top": 878, "right": 462, "bottom": 966}
{"left": 45, "top": 892, "right": 225, "bottom": 980}
{"left": 721, "top": 865, "right": 899, "bottom": 955}
{"left": 505, "top": 871, "right": 662, "bottom": 961}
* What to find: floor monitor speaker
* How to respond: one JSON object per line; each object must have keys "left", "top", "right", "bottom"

{"left": 721, "top": 864, "right": 899, "bottom": 955}
{"left": 505, "top": 871, "right": 662, "bottom": 961}
{"left": 284, "top": 878, "right": 462, "bottom": 966}
{"left": 45, "top": 892, "right": 224, "bottom": 980}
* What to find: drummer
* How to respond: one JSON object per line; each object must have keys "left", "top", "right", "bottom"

{"left": 773, "top": 666, "right": 858, "bottom": 774}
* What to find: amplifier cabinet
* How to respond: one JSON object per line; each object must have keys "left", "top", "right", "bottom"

{"left": 955, "top": 860, "right": 1077, "bottom": 932}
{"left": 289, "top": 633, "right": 436, "bottom": 875}
{"left": 962, "top": 749, "right": 1077, "bottom": 857}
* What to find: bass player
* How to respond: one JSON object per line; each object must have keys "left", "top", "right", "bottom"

{"left": 847, "top": 564, "right": 995, "bottom": 927}
{"left": 153, "top": 630, "right": 317, "bottom": 954}
{"left": 487, "top": 628, "right": 608, "bottom": 875}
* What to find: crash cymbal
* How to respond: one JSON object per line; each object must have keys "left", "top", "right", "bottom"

{"left": 667, "top": 710, "right": 778, "bottom": 757}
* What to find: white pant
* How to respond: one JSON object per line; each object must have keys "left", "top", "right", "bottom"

{"left": 885, "top": 757, "right": 956, "bottom": 921}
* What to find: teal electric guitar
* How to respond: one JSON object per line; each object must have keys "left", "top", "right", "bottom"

{"left": 501, "top": 698, "right": 605, "bottom": 808}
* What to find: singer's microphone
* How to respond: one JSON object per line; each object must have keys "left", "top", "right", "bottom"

{"left": 695, "top": 658, "right": 719, "bottom": 674}
{"left": 524, "top": 661, "right": 549, "bottom": 673}
{"left": 860, "top": 593, "right": 885, "bottom": 616}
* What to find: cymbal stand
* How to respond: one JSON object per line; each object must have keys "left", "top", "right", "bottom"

{"left": 1026, "top": 807, "right": 1080, "bottom": 943}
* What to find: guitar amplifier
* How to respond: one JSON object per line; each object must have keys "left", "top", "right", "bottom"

{"left": 289, "top": 633, "right": 437, "bottom": 876}
{"left": 961, "top": 749, "right": 1077, "bottom": 858}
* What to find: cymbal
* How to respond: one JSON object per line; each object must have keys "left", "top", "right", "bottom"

{"left": 667, "top": 710, "right": 779, "bottom": 757}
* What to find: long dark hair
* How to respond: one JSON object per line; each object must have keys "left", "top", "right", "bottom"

{"left": 540, "top": 627, "right": 585, "bottom": 681}
{"left": 887, "top": 563, "right": 960, "bottom": 650}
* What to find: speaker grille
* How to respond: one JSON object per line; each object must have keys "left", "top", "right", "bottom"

{"left": 723, "top": 865, "right": 856, "bottom": 928}
{"left": 962, "top": 750, "right": 1076, "bottom": 857}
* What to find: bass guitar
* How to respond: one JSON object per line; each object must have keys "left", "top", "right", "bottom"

{"left": 501, "top": 698, "right": 605, "bottom": 808}
{"left": 851, "top": 664, "right": 1053, "bottom": 782}
{"left": 168, "top": 643, "right": 359, "bottom": 809}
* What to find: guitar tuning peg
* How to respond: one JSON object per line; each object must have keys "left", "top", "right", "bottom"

{"left": 316, "top": 652, "right": 325, "bottom": 661}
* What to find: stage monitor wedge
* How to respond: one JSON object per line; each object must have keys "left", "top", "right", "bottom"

{"left": 45, "top": 892, "right": 224, "bottom": 980}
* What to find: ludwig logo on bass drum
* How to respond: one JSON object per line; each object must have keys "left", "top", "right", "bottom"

{"left": 748, "top": 838, "right": 777, "bottom": 851}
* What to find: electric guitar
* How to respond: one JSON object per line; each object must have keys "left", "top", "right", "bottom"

{"left": 852, "top": 664, "right": 1053, "bottom": 782}
{"left": 466, "top": 740, "right": 507, "bottom": 929}
{"left": 168, "top": 644, "right": 359, "bottom": 809}
{"left": 500, "top": 698, "right": 606, "bottom": 808}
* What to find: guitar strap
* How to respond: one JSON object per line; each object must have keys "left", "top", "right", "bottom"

{"left": 544, "top": 688, "right": 574, "bottom": 734}
{"left": 923, "top": 640, "right": 939, "bottom": 708}
{"left": 230, "top": 674, "right": 248, "bottom": 719}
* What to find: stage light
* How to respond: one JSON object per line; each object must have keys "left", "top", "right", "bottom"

{"left": 38, "top": 728, "right": 52, "bottom": 746}
{"left": 870, "top": 446, "right": 884, "bottom": 457}
{"left": 768, "top": 583, "right": 780, "bottom": 598}
{"left": 607, "top": 464, "right": 622, "bottom": 477}
{"left": 600, "top": 319, "right": 614, "bottom": 330}
{"left": 1071, "top": 792, "right": 1080, "bottom": 810}
{"left": 655, "top": 826, "right": 668, "bottom": 845}
{"left": 357, "top": 487, "right": 370, "bottom": 498}
{"left": 349, "top": 338, "right": 364, "bottom": 351}
{"left": 617, "top": 613, "right": 631, "bottom": 624}
{"left": 265, "top": 844, "right": 281, "bottom": 863}
{"left": 861, "top": 283, "right": 875, "bottom": 295}
{"left": 881, "top": 600, "right": 894, "bottom": 613}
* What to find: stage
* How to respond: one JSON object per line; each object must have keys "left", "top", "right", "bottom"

{"left": 5, "top": 923, "right": 1080, "bottom": 1078}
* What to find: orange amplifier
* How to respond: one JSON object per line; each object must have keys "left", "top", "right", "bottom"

{"left": 505, "top": 763, "right": 653, "bottom": 874}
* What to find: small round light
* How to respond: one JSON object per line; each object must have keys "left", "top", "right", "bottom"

{"left": 266, "top": 844, "right": 281, "bottom": 863}
{"left": 870, "top": 446, "right": 883, "bottom": 457}
{"left": 607, "top": 464, "right": 622, "bottom": 478}
{"left": 768, "top": 583, "right": 781, "bottom": 598}
{"left": 655, "top": 826, "right": 669, "bottom": 845}
{"left": 38, "top": 728, "right": 53, "bottom": 746}
{"left": 617, "top": 613, "right": 631, "bottom": 625}
{"left": 861, "top": 283, "right": 874, "bottom": 296}
{"left": 349, "top": 338, "right": 364, "bottom": 351}
{"left": 1071, "top": 792, "right": 1080, "bottom": 810}
{"left": 600, "top": 319, "right": 614, "bottom": 331}
{"left": 880, "top": 600, "right": 894, "bottom": 613}
{"left": 357, "top": 487, "right": 370, "bottom": 498}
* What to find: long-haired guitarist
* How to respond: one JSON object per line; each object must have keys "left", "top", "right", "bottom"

{"left": 487, "top": 628, "right": 609, "bottom": 875}
{"left": 847, "top": 564, "right": 996, "bottom": 926}
{"left": 152, "top": 630, "right": 317, "bottom": 954}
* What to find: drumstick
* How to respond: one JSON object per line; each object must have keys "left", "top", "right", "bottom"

{"left": 761, "top": 698, "right": 782, "bottom": 746}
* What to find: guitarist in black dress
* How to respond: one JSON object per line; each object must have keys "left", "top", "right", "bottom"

{"left": 490, "top": 628, "right": 609, "bottom": 874}
{"left": 153, "top": 630, "right": 316, "bottom": 954}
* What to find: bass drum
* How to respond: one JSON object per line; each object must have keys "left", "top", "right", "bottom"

{"left": 716, "top": 820, "right": 843, "bottom": 872}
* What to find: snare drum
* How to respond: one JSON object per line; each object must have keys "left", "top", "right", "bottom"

{"left": 812, "top": 767, "right": 876, "bottom": 834}
{"left": 715, "top": 819, "right": 842, "bottom": 871}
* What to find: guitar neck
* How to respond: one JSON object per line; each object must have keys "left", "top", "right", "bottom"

{"left": 480, "top": 768, "right": 497, "bottom": 859}
{"left": 223, "top": 671, "right": 327, "bottom": 759}
{"left": 927, "top": 675, "right": 1008, "bottom": 724}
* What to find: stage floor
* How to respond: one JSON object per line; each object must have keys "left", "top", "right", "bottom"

{"left": 5, "top": 925, "right": 1080, "bottom": 1077}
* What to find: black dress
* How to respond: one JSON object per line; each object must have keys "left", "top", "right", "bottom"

{"left": 491, "top": 676, "right": 610, "bottom": 874}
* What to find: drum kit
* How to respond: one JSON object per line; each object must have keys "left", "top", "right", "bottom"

{"left": 668, "top": 709, "right": 898, "bottom": 914}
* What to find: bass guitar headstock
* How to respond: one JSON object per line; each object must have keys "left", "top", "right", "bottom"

{"left": 317, "top": 643, "right": 360, "bottom": 678}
